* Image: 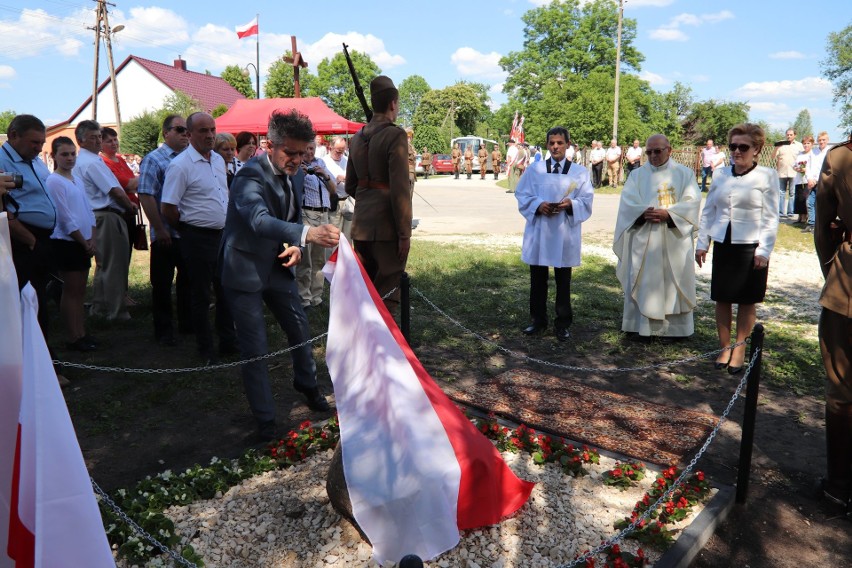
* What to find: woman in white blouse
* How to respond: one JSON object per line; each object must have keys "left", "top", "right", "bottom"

{"left": 695, "top": 123, "right": 780, "bottom": 374}
{"left": 47, "top": 136, "right": 97, "bottom": 352}
{"left": 792, "top": 135, "right": 813, "bottom": 223}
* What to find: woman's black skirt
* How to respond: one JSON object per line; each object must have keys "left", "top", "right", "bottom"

{"left": 710, "top": 224, "right": 768, "bottom": 304}
{"left": 51, "top": 238, "right": 91, "bottom": 272}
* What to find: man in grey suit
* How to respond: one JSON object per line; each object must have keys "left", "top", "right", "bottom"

{"left": 220, "top": 110, "right": 340, "bottom": 441}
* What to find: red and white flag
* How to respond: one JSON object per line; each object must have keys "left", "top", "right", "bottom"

{"left": 235, "top": 17, "right": 258, "bottom": 39}
{"left": 323, "top": 237, "right": 534, "bottom": 564}
{"left": 1, "top": 215, "right": 113, "bottom": 567}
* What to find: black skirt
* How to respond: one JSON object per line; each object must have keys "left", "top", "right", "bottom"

{"left": 51, "top": 238, "right": 91, "bottom": 272}
{"left": 794, "top": 184, "right": 809, "bottom": 214}
{"left": 710, "top": 224, "right": 768, "bottom": 304}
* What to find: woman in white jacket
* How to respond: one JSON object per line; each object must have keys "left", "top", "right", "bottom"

{"left": 695, "top": 123, "right": 780, "bottom": 374}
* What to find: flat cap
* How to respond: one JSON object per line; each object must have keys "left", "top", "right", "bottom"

{"left": 370, "top": 75, "right": 397, "bottom": 94}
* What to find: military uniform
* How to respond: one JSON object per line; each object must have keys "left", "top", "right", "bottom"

{"left": 345, "top": 76, "right": 412, "bottom": 312}
{"left": 491, "top": 148, "right": 502, "bottom": 180}
{"left": 464, "top": 147, "right": 474, "bottom": 179}
{"left": 814, "top": 140, "right": 852, "bottom": 509}
{"left": 478, "top": 146, "right": 489, "bottom": 179}
{"left": 451, "top": 145, "right": 462, "bottom": 179}
{"left": 421, "top": 149, "right": 432, "bottom": 179}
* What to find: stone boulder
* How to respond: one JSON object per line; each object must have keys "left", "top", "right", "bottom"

{"left": 326, "top": 444, "right": 370, "bottom": 544}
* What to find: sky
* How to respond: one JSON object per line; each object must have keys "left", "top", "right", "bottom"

{"left": 0, "top": 0, "right": 847, "bottom": 142}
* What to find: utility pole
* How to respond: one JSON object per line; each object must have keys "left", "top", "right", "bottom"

{"left": 89, "top": 0, "right": 124, "bottom": 135}
{"left": 612, "top": 0, "right": 624, "bottom": 143}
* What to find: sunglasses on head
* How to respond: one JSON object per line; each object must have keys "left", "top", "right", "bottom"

{"left": 728, "top": 143, "right": 751, "bottom": 153}
{"left": 170, "top": 126, "right": 187, "bottom": 134}
{"left": 647, "top": 148, "right": 668, "bottom": 156}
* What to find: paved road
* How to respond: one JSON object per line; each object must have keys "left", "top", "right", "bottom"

{"left": 410, "top": 174, "right": 621, "bottom": 241}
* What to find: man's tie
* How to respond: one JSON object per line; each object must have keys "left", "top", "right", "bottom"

{"left": 552, "top": 161, "right": 560, "bottom": 174}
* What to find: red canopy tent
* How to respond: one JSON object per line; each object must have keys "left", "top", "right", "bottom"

{"left": 215, "top": 97, "right": 364, "bottom": 135}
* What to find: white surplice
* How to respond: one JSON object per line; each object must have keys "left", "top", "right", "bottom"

{"left": 516, "top": 160, "right": 594, "bottom": 267}
{"left": 613, "top": 159, "right": 700, "bottom": 337}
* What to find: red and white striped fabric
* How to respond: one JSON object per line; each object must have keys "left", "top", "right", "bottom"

{"left": 235, "top": 17, "right": 258, "bottom": 39}
{"left": 0, "top": 216, "right": 113, "bottom": 568}
{"left": 323, "top": 236, "right": 534, "bottom": 563}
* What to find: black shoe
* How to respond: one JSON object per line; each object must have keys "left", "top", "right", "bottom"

{"left": 522, "top": 323, "right": 546, "bottom": 336}
{"left": 82, "top": 334, "right": 100, "bottom": 346}
{"left": 294, "top": 385, "right": 331, "bottom": 412}
{"left": 219, "top": 343, "right": 239, "bottom": 356}
{"left": 257, "top": 420, "right": 279, "bottom": 443}
{"left": 728, "top": 364, "right": 744, "bottom": 375}
{"left": 67, "top": 337, "right": 97, "bottom": 352}
{"left": 555, "top": 328, "right": 571, "bottom": 342}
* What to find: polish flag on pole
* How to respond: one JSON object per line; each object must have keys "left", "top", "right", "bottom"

{"left": 323, "top": 236, "right": 534, "bottom": 564}
{"left": 0, "top": 217, "right": 114, "bottom": 567}
{"left": 235, "top": 17, "right": 258, "bottom": 39}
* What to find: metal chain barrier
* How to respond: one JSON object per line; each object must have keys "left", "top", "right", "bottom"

{"left": 92, "top": 478, "right": 198, "bottom": 568}
{"left": 557, "top": 349, "right": 759, "bottom": 568}
{"left": 53, "top": 287, "right": 399, "bottom": 375}
{"left": 411, "top": 285, "right": 747, "bottom": 372}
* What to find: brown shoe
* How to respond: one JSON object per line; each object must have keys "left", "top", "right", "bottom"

{"left": 56, "top": 373, "right": 70, "bottom": 388}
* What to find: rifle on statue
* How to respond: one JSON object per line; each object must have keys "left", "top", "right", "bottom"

{"left": 343, "top": 43, "right": 372, "bottom": 122}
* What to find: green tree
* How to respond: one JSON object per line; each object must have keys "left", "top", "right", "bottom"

{"left": 412, "top": 124, "right": 446, "bottom": 155}
{"left": 821, "top": 23, "right": 852, "bottom": 133}
{"left": 221, "top": 64, "right": 256, "bottom": 99}
{"left": 398, "top": 75, "right": 431, "bottom": 127}
{"left": 413, "top": 83, "right": 488, "bottom": 139}
{"left": 791, "top": 108, "right": 813, "bottom": 138}
{"left": 264, "top": 52, "right": 317, "bottom": 99}
{"left": 500, "top": 0, "right": 643, "bottom": 100}
{"left": 754, "top": 120, "right": 787, "bottom": 146}
{"left": 211, "top": 104, "right": 229, "bottom": 118}
{"left": 0, "top": 109, "right": 16, "bottom": 134}
{"left": 682, "top": 99, "right": 750, "bottom": 146}
{"left": 312, "top": 50, "right": 381, "bottom": 122}
{"left": 120, "top": 110, "right": 162, "bottom": 156}
{"left": 162, "top": 90, "right": 203, "bottom": 117}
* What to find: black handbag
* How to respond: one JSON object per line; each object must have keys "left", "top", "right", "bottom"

{"left": 133, "top": 209, "right": 148, "bottom": 251}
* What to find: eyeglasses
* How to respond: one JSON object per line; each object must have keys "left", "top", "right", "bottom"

{"left": 647, "top": 148, "right": 669, "bottom": 156}
{"left": 170, "top": 126, "right": 187, "bottom": 134}
{"left": 728, "top": 143, "right": 751, "bottom": 153}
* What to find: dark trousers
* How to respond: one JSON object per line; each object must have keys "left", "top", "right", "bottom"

{"left": 529, "top": 265, "right": 573, "bottom": 330}
{"left": 149, "top": 239, "right": 192, "bottom": 339}
{"left": 225, "top": 271, "right": 317, "bottom": 424}
{"left": 626, "top": 162, "right": 639, "bottom": 178}
{"left": 701, "top": 166, "right": 713, "bottom": 192}
{"left": 178, "top": 225, "right": 235, "bottom": 356}
{"left": 591, "top": 163, "right": 603, "bottom": 188}
{"left": 354, "top": 239, "right": 407, "bottom": 313}
{"left": 11, "top": 225, "right": 54, "bottom": 341}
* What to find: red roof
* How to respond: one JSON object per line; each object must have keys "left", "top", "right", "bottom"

{"left": 131, "top": 55, "right": 245, "bottom": 112}
{"left": 215, "top": 97, "right": 364, "bottom": 135}
{"left": 59, "top": 55, "right": 246, "bottom": 127}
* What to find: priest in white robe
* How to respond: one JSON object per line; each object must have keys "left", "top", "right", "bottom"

{"left": 516, "top": 126, "right": 594, "bottom": 342}
{"left": 613, "top": 134, "right": 700, "bottom": 338}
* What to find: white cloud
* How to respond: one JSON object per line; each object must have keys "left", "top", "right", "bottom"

{"left": 0, "top": 65, "right": 16, "bottom": 79}
{"left": 111, "top": 7, "right": 190, "bottom": 48}
{"left": 489, "top": 83, "right": 504, "bottom": 94}
{"left": 749, "top": 101, "right": 791, "bottom": 114}
{"left": 624, "top": 0, "right": 676, "bottom": 6}
{"left": 638, "top": 70, "right": 667, "bottom": 85}
{"left": 302, "top": 32, "right": 405, "bottom": 70}
{"left": 649, "top": 28, "right": 688, "bottom": 41}
{"left": 0, "top": 8, "right": 89, "bottom": 59}
{"left": 769, "top": 50, "right": 806, "bottom": 60}
{"left": 450, "top": 47, "right": 506, "bottom": 80}
{"left": 650, "top": 10, "right": 734, "bottom": 42}
{"left": 734, "top": 77, "right": 832, "bottom": 100}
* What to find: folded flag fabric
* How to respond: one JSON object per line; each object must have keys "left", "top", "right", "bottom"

{"left": 323, "top": 236, "right": 534, "bottom": 564}
{"left": 235, "top": 17, "right": 258, "bottom": 39}
{"left": 0, "top": 213, "right": 113, "bottom": 568}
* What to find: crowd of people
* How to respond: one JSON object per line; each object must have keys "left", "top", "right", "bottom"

{"left": 2, "top": 107, "right": 851, "bottom": 511}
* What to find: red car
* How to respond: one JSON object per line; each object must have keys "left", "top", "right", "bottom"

{"left": 430, "top": 153, "right": 454, "bottom": 174}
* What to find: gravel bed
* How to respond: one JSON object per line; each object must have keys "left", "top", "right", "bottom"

{"left": 116, "top": 448, "right": 714, "bottom": 568}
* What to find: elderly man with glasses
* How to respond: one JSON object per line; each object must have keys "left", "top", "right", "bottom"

{"left": 613, "top": 134, "right": 701, "bottom": 340}
{"left": 322, "top": 136, "right": 352, "bottom": 240}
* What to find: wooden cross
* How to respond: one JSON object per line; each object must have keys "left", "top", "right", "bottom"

{"left": 282, "top": 35, "right": 308, "bottom": 98}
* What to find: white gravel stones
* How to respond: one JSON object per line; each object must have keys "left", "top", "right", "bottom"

{"left": 115, "top": 447, "right": 714, "bottom": 567}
